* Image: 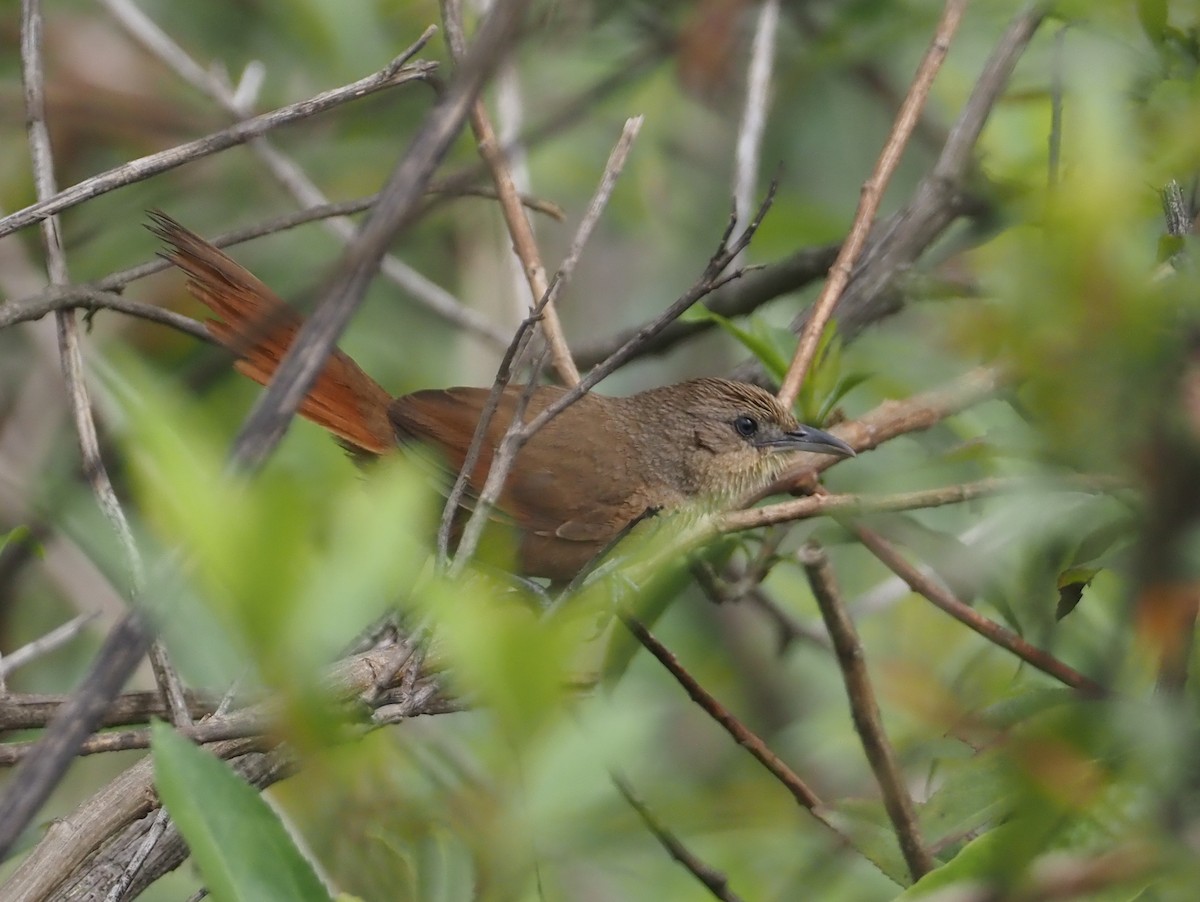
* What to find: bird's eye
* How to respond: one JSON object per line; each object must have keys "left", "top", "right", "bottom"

{"left": 733, "top": 415, "right": 759, "bottom": 437}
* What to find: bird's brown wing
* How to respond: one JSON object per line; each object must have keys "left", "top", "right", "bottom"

{"left": 388, "top": 386, "right": 643, "bottom": 545}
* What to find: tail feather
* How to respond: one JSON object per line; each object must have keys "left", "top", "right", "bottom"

{"left": 150, "top": 212, "right": 396, "bottom": 456}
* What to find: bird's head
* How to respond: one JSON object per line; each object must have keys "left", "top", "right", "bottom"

{"left": 635, "top": 378, "right": 855, "bottom": 500}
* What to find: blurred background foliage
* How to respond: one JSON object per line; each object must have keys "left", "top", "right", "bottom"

{"left": 3, "top": 0, "right": 1200, "bottom": 899}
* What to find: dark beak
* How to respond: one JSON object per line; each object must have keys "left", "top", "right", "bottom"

{"left": 761, "top": 424, "right": 856, "bottom": 458}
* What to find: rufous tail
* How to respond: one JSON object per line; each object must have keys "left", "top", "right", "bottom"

{"left": 149, "top": 212, "right": 396, "bottom": 456}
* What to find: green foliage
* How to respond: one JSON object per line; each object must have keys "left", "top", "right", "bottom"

{"left": 112, "top": 356, "right": 433, "bottom": 703}
{"left": 152, "top": 721, "right": 334, "bottom": 902}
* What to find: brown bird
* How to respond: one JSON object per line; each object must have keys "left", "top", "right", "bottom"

{"left": 150, "top": 213, "right": 854, "bottom": 580}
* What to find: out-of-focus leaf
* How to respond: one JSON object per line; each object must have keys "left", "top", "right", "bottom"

{"left": 1136, "top": 0, "right": 1169, "bottom": 46}
{"left": 828, "top": 799, "right": 910, "bottom": 886}
{"left": 1071, "top": 516, "right": 1134, "bottom": 566}
{"left": 111, "top": 356, "right": 432, "bottom": 697}
{"left": 153, "top": 721, "right": 333, "bottom": 902}
{"left": 920, "top": 752, "right": 1012, "bottom": 850}
{"left": 977, "top": 687, "right": 1078, "bottom": 729}
{"left": 897, "top": 821, "right": 1026, "bottom": 898}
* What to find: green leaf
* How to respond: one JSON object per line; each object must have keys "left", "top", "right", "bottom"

{"left": 896, "top": 822, "right": 1025, "bottom": 898}
{"left": 153, "top": 722, "right": 333, "bottom": 902}
{"left": 682, "top": 306, "right": 791, "bottom": 380}
{"left": 816, "top": 371, "right": 871, "bottom": 424}
{"left": 1070, "top": 516, "right": 1133, "bottom": 566}
{"left": 1137, "top": 0, "right": 1169, "bottom": 46}
{"left": 919, "top": 751, "right": 1012, "bottom": 849}
{"left": 0, "top": 525, "right": 37, "bottom": 558}
{"left": 827, "top": 799, "right": 911, "bottom": 886}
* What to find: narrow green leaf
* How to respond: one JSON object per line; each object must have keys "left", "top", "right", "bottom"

{"left": 153, "top": 722, "right": 333, "bottom": 902}
{"left": 682, "top": 306, "right": 790, "bottom": 379}
{"left": 816, "top": 371, "right": 871, "bottom": 424}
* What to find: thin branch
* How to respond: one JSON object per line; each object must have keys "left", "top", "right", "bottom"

{"left": 733, "top": 0, "right": 780, "bottom": 247}
{"left": 0, "top": 614, "right": 97, "bottom": 679}
{"left": 800, "top": 543, "right": 934, "bottom": 882}
{"left": 572, "top": 241, "right": 841, "bottom": 370}
{"left": 777, "top": 0, "right": 967, "bottom": 408}
{"left": 748, "top": 365, "right": 1006, "bottom": 503}
{"left": 102, "top": 808, "right": 169, "bottom": 902}
{"left": 0, "top": 690, "right": 218, "bottom": 732}
{"left": 618, "top": 613, "right": 850, "bottom": 843}
{"left": 0, "top": 611, "right": 156, "bottom": 861}
{"left": 442, "top": 0, "right": 579, "bottom": 385}
{"left": 721, "top": 474, "right": 1122, "bottom": 534}
{"left": 0, "top": 645, "right": 443, "bottom": 900}
{"left": 610, "top": 773, "right": 746, "bottom": 902}
{"left": 97, "top": 3, "right": 513, "bottom": 352}
{"left": 693, "top": 563, "right": 831, "bottom": 653}
{"left": 0, "top": 50, "right": 437, "bottom": 241}
{"left": 850, "top": 522, "right": 1106, "bottom": 696}
{"left": 0, "top": 689, "right": 437, "bottom": 766}
{"left": 2, "top": 183, "right": 560, "bottom": 345}
{"left": 516, "top": 181, "right": 780, "bottom": 447}
{"left": 0, "top": 285, "right": 211, "bottom": 341}
{"left": 0, "top": 0, "right": 157, "bottom": 862}
{"left": 734, "top": 4, "right": 1046, "bottom": 386}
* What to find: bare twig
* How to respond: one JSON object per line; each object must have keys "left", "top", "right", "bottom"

{"left": 0, "top": 285, "right": 212, "bottom": 341}
{"left": 721, "top": 474, "right": 1122, "bottom": 534}
{"left": 749, "top": 365, "right": 1006, "bottom": 502}
{"left": 97, "top": 3, "right": 513, "bottom": 351}
{"left": 0, "top": 52, "right": 437, "bottom": 241}
{"left": 733, "top": 0, "right": 780, "bottom": 251}
{"left": 442, "top": 0, "right": 579, "bottom": 385}
{"left": 777, "top": 0, "right": 967, "bottom": 407}
{"left": 0, "top": 690, "right": 218, "bottom": 732}
{"left": 0, "top": 645, "right": 442, "bottom": 901}
{"left": 572, "top": 241, "right": 841, "bottom": 370}
{"left": 0, "top": 0, "right": 159, "bottom": 863}
{"left": 517, "top": 182, "right": 780, "bottom": 446}
{"left": 734, "top": 5, "right": 1045, "bottom": 387}
{"left": 102, "top": 808, "right": 169, "bottom": 902}
{"left": 618, "top": 613, "right": 849, "bottom": 843}
{"left": 0, "top": 614, "right": 97, "bottom": 679}
{"left": 610, "top": 773, "right": 746, "bottom": 902}
{"left": 800, "top": 544, "right": 934, "bottom": 882}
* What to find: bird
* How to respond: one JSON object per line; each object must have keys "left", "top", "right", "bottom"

{"left": 149, "top": 213, "right": 855, "bottom": 581}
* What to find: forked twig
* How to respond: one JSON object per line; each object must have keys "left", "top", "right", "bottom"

{"left": 801, "top": 544, "right": 934, "bottom": 882}
{"left": 777, "top": 0, "right": 967, "bottom": 408}
{"left": 442, "top": 0, "right": 580, "bottom": 385}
